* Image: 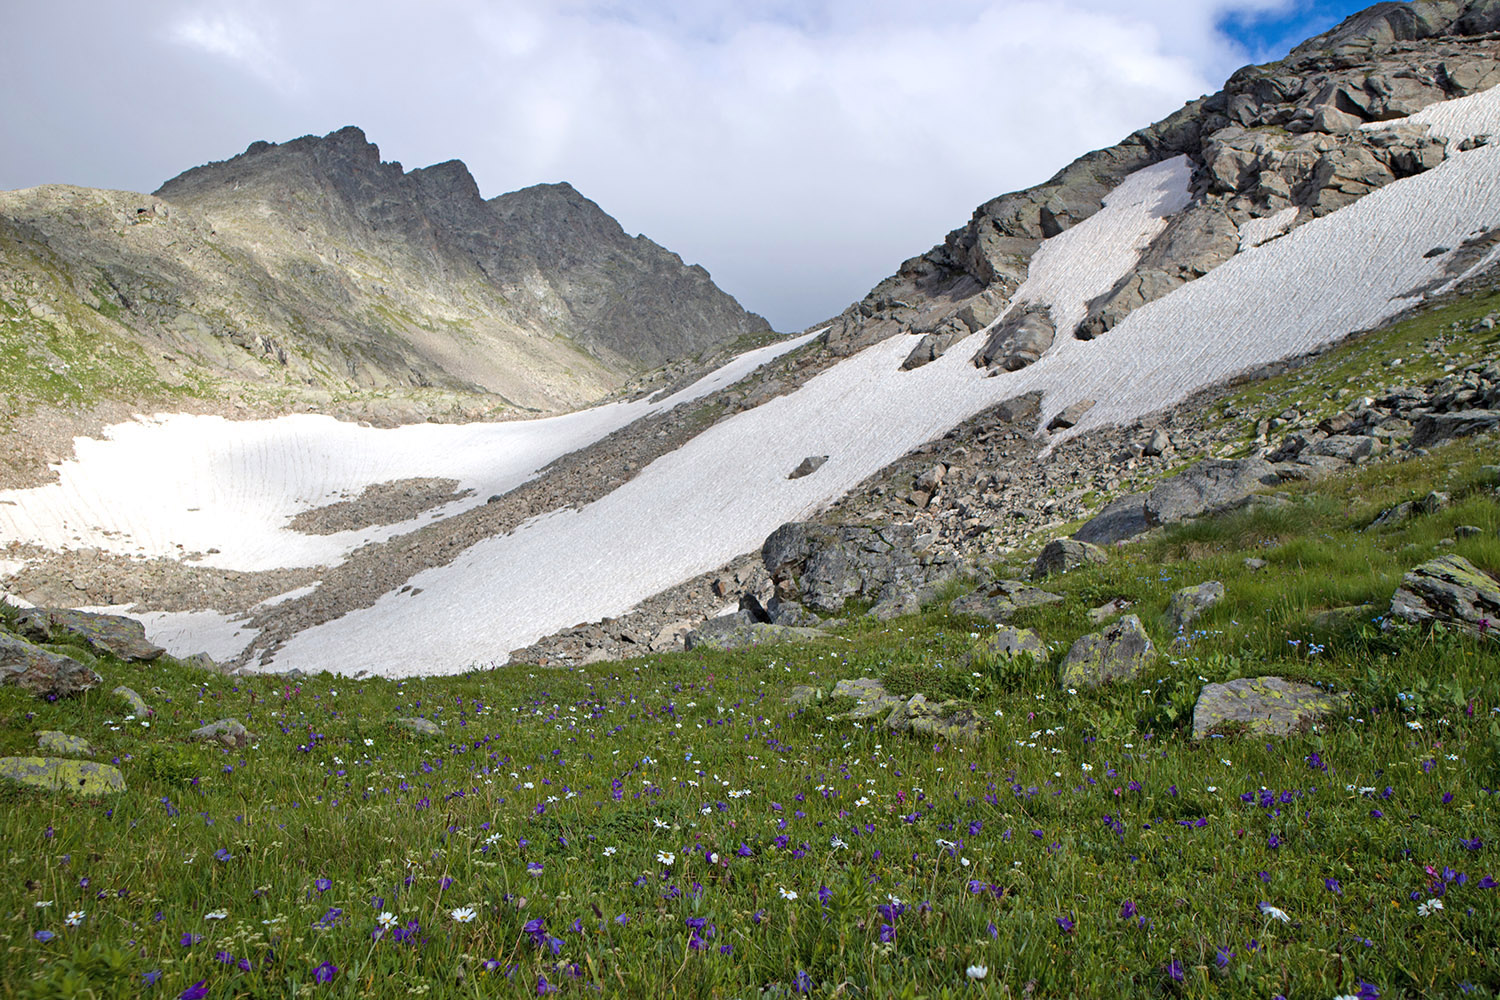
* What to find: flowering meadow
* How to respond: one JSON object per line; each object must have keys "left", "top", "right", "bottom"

{"left": 1, "top": 439, "right": 1498, "bottom": 999}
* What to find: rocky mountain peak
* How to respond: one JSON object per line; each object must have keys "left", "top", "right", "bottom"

{"left": 1291, "top": 0, "right": 1500, "bottom": 60}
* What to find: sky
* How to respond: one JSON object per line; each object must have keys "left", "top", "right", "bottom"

{"left": 1, "top": 1, "right": 1374, "bottom": 331}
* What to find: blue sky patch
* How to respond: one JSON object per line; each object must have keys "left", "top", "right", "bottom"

{"left": 1218, "top": 1, "right": 1378, "bottom": 63}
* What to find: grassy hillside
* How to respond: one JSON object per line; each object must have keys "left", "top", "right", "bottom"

{"left": 1, "top": 431, "right": 1496, "bottom": 998}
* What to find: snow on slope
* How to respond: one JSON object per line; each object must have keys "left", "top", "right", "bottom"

{"left": 260, "top": 85, "right": 1500, "bottom": 676}
{"left": 0, "top": 331, "right": 819, "bottom": 572}
{"left": 1012, "top": 156, "right": 1193, "bottom": 336}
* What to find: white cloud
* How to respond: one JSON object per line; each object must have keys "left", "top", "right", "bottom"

{"left": 8, "top": 0, "right": 1344, "bottom": 329}
{"left": 168, "top": 5, "right": 299, "bottom": 95}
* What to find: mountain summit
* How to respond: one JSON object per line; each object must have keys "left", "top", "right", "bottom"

{"left": 0, "top": 126, "right": 768, "bottom": 465}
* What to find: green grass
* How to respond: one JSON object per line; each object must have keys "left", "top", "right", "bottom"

{"left": 1, "top": 437, "right": 1498, "bottom": 998}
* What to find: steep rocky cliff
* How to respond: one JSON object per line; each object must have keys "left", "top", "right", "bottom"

{"left": 818, "top": 0, "right": 1500, "bottom": 370}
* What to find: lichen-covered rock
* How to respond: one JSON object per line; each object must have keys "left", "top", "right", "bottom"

{"left": 35, "top": 731, "right": 94, "bottom": 756}
{"left": 887, "top": 693, "right": 984, "bottom": 744}
{"left": 1031, "top": 538, "right": 1106, "bottom": 580}
{"left": 396, "top": 716, "right": 442, "bottom": 737}
{"left": 785, "top": 685, "right": 822, "bottom": 708}
{"left": 14, "top": 608, "right": 164, "bottom": 662}
{"left": 763, "top": 522, "right": 949, "bottom": 613}
{"left": 0, "top": 634, "right": 102, "bottom": 699}
{"left": 1059, "top": 615, "right": 1155, "bottom": 689}
{"left": 1390, "top": 554, "right": 1500, "bottom": 634}
{"left": 977, "top": 626, "right": 1047, "bottom": 664}
{"left": 113, "top": 685, "right": 151, "bottom": 716}
{"left": 1166, "top": 581, "right": 1225, "bottom": 634}
{"left": 870, "top": 588, "right": 923, "bottom": 621}
{"left": 188, "top": 718, "right": 258, "bottom": 748}
{"left": 831, "top": 678, "right": 904, "bottom": 720}
{"left": 684, "top": 618, "right": 823, "bottom": 651}
{"left": 1191, "top": 676, "right": 1347, "bottom": 738}
{"left": 0, "top": 757, "right": 125, "bottom": 796}
{"left": 949, "top": 580, "right": 1063, "bottom": 622}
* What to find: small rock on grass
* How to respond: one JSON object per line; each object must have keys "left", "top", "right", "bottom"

{"left": 189, "top": 718, "right": 258, "bottom": 748}
{"left": 1059, "top": 615, "right": 1155, "bottom": 689}
{"left": 35, "top": 731, "right": 93, "bottom": 756}
{"left": 1166, "top": 581, "right": 1225, "bottom": 634}
{"left": 1390, "top": 554, "right": 1500, "bottom": 634}
{"left": 1243, "top": 557, "right": 1268, "bottom": 571}
{"left": 1030, "top": 539, "right": 1106, "bottom": 580}
{"left": 396, "top": 716, "right": 442, "bottom": 737}
{"left": 113, "top": 685, "right": 151, "bottom": 716}
{"left": 0, "top": 757, "right": 125, "bottom": 796}
{"left": 977, "top": 626, "right": 1047, "bottom": 663}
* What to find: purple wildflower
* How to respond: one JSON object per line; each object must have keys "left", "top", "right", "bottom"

{"left": 142, "top": 970, "right": 161, "bottom": 986}
{"left": 312, "top": 961, "right": 337, "bottom": 984}
{"left": 33, "top": 930, "right": 54, "bottom": 942}
{"left": 1120, "top": 900, "right": 1137, "bottom": 920}
{"left": 179, "top": 982, "right": 209, "bottom": 1000}
{"left": 1325, "top": 878, "right": 1343, "bottom": 895}
{"left": 314, "top": 878, "right": 332, "bottom": 893}
{"left": 1167, "top": 959, "right": 1184, "bottom": 982}
{"left": 1056, "top": 913, "right": 1075, "bottom": 933}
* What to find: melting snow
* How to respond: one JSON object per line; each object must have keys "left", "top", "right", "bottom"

{"left": 7, "top": 86, "right": 1500, "bottom": 676}
{"left": 1238, "top": 207, "right": 1300, "bottom": 250}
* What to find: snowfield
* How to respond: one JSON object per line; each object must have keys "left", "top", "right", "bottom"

{"left": 5, "top": 86, "right": 1500, "bottom": 676}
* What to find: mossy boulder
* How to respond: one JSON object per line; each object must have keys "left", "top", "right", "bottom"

{"left": 15, "top": 608, "right": 164, "bottom": 662}
{"left": 0, "top": 757, "right": 126, "bottom": 796}
{"left": 830, "top": 678, "right": 904, "bottom": 720}
{"left": 188, "top": 719, "right": 257, "bottom": 748}
{"left": 0, "top": 634, "right": 102, "bottom": 699}
{"left": 1390, "top": 554, "right": 1499, "bottom": 634}
{"left": 396, "top": 716, "right": 442, "bottom": 737}
{"left": 1192, "top": 676, "right": 1347, "bottom": 738}
{"left": 35, "top": 731, "right": 94, "bottom": 756}
{"left": 1059, "top": 615, "right": 1155, "bottom": 689}
{"left": 113, "top": 685, "right": 151, "bottom": 716}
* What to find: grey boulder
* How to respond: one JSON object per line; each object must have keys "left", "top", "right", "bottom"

{"left": 189, "top": 718, "right": 258, "bottom": 748}
{"left": 1166, "top": 581, "right": 1225, "bottom": 634}
{"left": 1031, "top": 538, "right": 1106, "bottom": 580}
{"left": 1144, "top": 458, "right": 1280, "bottom": 526}
{"left": 15, "top": 607, "right": 164, "bottom": 662}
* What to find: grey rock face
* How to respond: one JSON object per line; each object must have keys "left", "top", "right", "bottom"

{"left": 1047, "top": 399, "right": 1097, "bottom": 431}
{"left": 1191, "top": 676, "right": 1347, "bottom": 738}
{"left": 1074, "top": 494, "right": 1152, "bottom": 546}
{"left": 1390, "top": 554, "right": 1500, "bottom": 633}
{"left": 189, "top": 718, "right": 258, "bottom": 748}
{"left": 1031, "top": 538, "right": 1107, "bottom": 580}
{"left": 1166, "top": 581, "right": 1226, "bottom": 634}
{"left": 15, "top": 608, "right": 164, "bottom": 662}
{"left": 1411, "top": 410, "right": 1500, "bottom": 448}
{"left": 0, "top": 634, "right": 101, "bottom": 699}
{"left": 1059, "top": 615, "right": 1155, "bottom": 689}
{"left": 1144, "top": 459, "right": 1281, "bottom": 526}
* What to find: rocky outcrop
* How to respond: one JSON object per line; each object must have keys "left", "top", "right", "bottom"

{"left": 1058, "top": 615, "right": 1155, "bottom": 689}
{"left": 1075, "top": 493, "right": 1153, "bottom": 546}
{"left": 1144, "top": 459, "right": 1281, "bottom": 526}
{"left": 14, "top": 607, "right": 164, "bottom": 661}
{"left": 1389, "top": 554, "right": 1500, "bottom": 633}
{"left": 762, "top": 522, "right": 956, "bottom": 614}
{"left": 1166, "top": 581, "right": 1225, "bottom": 634}
{"left": 0, "top": 757, "right": 126, "bottom": 796}
{"left": 1191, "top": 676, "right": 1347, "bottom": 738}
{"left": 1031, "top": 539, "right": 1107, "bottom": 580}
{"left": 0, "top": 634, "right": 101, "bottom": 698}
{"left": 972, "top": 308, "right": 1055, "bottom": 371}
